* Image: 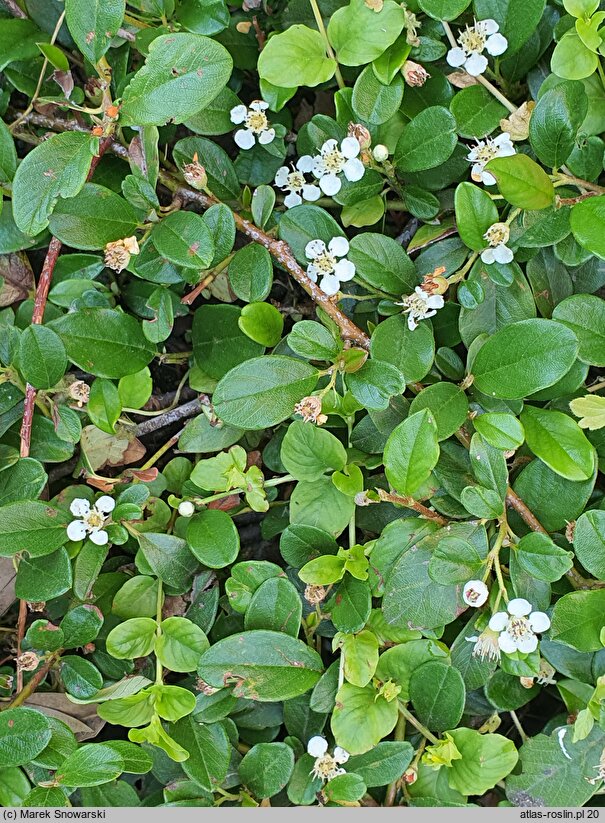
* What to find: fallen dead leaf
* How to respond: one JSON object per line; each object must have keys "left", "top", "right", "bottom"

{"left": 0, "top": 252, "right": 34, "bottom": 307}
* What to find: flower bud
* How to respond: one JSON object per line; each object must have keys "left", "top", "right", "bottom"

{"left": 403, "top": 768, "right": 417, "bottom": 785}
{"left": 372, "top": 144, "right": 389, "bottom": 163}
{"left": 402, "top": 61, "right": 430, "bottom": 87}
{"left": 178, "top": 501, "right": 195, "bottom": 517}
{"left": 347, "top": 122, "right": 371, "bottom": 150}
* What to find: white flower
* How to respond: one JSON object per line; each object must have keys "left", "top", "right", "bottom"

{"left": 446, "top": 19, "right": 508, "bottom": 77}
{"left": 372, "top": 144, "right": 389, "bottom": 163}
{"left": 488, "top": 598, "right": 551, "bottom": 655}
{"left": 274, "top": 156, "right": 321, "bottom": 208}
{"left": 481, "top": 222, "right": 514, "bottom": 265}
{"left": 305, "top": 236, "right": 355, "bottom": 296}
{"left": 463, "top": 579, "right": 489, "bottom": 607}
{"left": 311, "top": 137, "right": 365, "bottom": 196}
{"left": 230, "top": 100, "right": 275, "bottom": 150}
{"left": 466, "top": 627, "right": 501, "bottom": 662}
{"left": 396, "top": 286, "right": 445, "bottom": 331}
{"left": 178, "top": 501, "right": 195, "bottom": 517}
{"left": 67, "top": 495, "right": 115, "bottom": 546}
{"left": 467, "top": 132, "right": 515, "bottom": 186}
{"left": 307, "top": 737, "right": 350, "bottom": 782}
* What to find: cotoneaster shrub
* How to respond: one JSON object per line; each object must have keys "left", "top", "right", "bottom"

{"left": 1, "top": 0, "right": 605, "bottom": 809}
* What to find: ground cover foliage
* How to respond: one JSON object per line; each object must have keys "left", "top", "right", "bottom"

{"left": 2, "top": 0, "right": 605, "bottom": 809}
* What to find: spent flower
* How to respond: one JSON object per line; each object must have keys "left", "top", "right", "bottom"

{"left": 104, "top": 236, "right": 139, "bottom": 273}
{"left": 397, "top": 285, "right": 445, "bottom": 331}
{"left": 307, "top": 737, "right": 350, "bottom": 782}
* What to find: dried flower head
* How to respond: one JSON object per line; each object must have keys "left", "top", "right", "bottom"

{"left": 17, "top": 651, "right": 40, "bottom": 672}
{"left": 182, "top": 152, "right": 208, "bottom": 190}
{"left": 347, "top": 122, "right": 371, "bottom": 150}
{"left": 104, "top": 236, "right": 140, "bottom": 273}
{"left": 294, "top": 395, "right": 328, "bottom": 426}
{"left": 304, "top": 584, "right": 326, "bottom": 605}
{"left": 421, "top": 266, "right": 448, "bottom": 295}
{"left": 402, "top": 60, "right": 430, "bottom": 87}
{"left": 68, "top": 380, "right": 90, "bottom": 408}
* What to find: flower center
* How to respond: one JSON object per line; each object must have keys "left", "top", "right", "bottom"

{"left": 287, "top": 171, "right": 305, "bottom": 190}
{"left": 312, "top": 755, "right": 342, "bottom": 781}
{"left": 485, "top": 223, "right": 509, "bottom": 246}
{"left": 321, "top": 148, "right": 346, "bottom": 174}
{"left": 85, "top": 510, "right": 104, "bottom": 530}
{"left": 465, "top": 587, "right": 483, "bottom": 604}
{"left": 459, "top": 26, "right": 486, "bottom": 53}
{"left": 246, "top": 111, "right": 269, "bottom": 133}
{"left": 313, "top": 251, "right": 337, "bottom": 274}
{"left": 474, "top": 141, "right": 498, "bottom": 164}
{"left": 403, "top": 292, "right": 429, "bottom": 313}
{"left": 507, "top": 616, "right": 531, "bottom": 640}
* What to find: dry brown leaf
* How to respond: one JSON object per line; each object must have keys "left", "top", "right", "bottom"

{"left": 0, "top": 252, "right": 34, "bottom": 307}
{"left": 447, "top": 71, "right": 480, "bottom": 89}
{"left": 25, "top": 692, "right": 105, "bottom": 740}
{"left": 0, "top": 557, "right": 16, "bottom": 617}
{"left": 80, "top": 425, "right": 146, "bottom": 472}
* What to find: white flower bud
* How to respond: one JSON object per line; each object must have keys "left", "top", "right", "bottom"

{"left": 372, "top": 144, "right": 389, "bottom": 163}
{"left": 178, "top": 501, "right": 195, "bottom": 517}
{"left": 463, "top": 579, "right": 489, "bottom": 607}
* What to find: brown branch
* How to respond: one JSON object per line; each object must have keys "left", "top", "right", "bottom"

{"left": 377, "top": 489, "right": 448, "bottom": 525}
{"left": 1, "top": 0, "right": 27, "bottom": 18}
{"left": 15, "top": 599, "right": 27, "bottom": 693}
{"left": 134, "top": 397, "right": 204, "bottom": 437}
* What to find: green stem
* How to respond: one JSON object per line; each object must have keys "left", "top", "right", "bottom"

{"left": 155, "top": 580, "right": 164, "bottom": 685}
{"left": 308, "top": 0, "right": 345, "bottom": 89}
{"left": 597, "top": 59, "right": 605, "bottom": 93}
{"left": 398, "top": 703, "right": 439, "bottom": 745}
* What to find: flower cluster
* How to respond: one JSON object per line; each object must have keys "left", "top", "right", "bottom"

{"left": 307, "top": 736, "right": 349, "bottom": 782}
{"left": 305, "top": 237, "right": 355, "bottom": 296}
{"left": 467, "top": 132, "right": 515, "bottom": 185}
{"left": 67, "top": 496, "right": 115, "bottom": 546}
{"left": 308, "top": 137, "right": 365, "bottom": 196}
{"left": 446, "top": 19, "right": 508, "bottom": 77}
{"left": 230, "top": 100, "right": 275, "bottom": 150}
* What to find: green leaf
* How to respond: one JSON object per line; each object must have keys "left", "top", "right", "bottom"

{"left": 573, "top": 510, "right": 605, "bottom": 578}
{"left": 64, "top": 0, "right": 125, "bottom": 64}
{"left": 454, "top": 183, "right": 499, "bottom": 251}
{"left": 520, "top": 406, "right": 595, "bottom": 481}
{"left": 156, "top": 616, "right": 209, "bottom": 672}
{"left": 174, "top": 137, "right": 240, "bottom": 203}
{"left": 473, "top": 413, "right": 525, "bottom": 450}
{"left": 229, "top": 243, "right": 273, "bottom": 303}
{"left": 474, "top": 0, "right": 546, "bottom": 54}
{"left": 112, "top": 575, "right": 159, "bottom": 619}
{"left": 239, "top": 302, "right": 284, "bottom": 347}
{"left": 239, "top": 743, "right": 295, "bottom": 798}
{"left": 56, "top": 744, "right": 125, "bottom": 788}
{"left": 106, "top": 617, "right": 157, "bottom": 659}
{"left": 551, "top": 32, "right": 598, "bottom": 80}
{"left": 408, "top": 383, "right": 469, "bottom": 441}
{"left": 0, "top": 119, "right": 17, "bottom": 186}
{"left": 0, "top": 708, "right": 51, "bottom": 767}
{"left": 88, "top": 378, "right": 121, "bottom": 434}
{"left": 529, "top": 81, "right": 588, "bottom": 168}
{"left": 419, "top": 0, "right": 471, "bottom": 18}
{"left": 447, "top": 728, "right": 518, "bottom": 795}
{"left": 346, "top": 741, "right": 413, "bottom": 787}
{"left": 281, "top": 419, "right": 347, "bottom": 481}
{"left": 384, "top": 409, "right": 440, "bottom": 496}
{"left": 213, "top": 356, "right": 318, "bottom": 429}
{"left": 472, "top": 319, "right": 579, "bottom": 399}
{"left": 349, "top": 233, "right": 417, "bottom": 295}
{"left": 570, "top": 196, "right": 605, "bottom": 260}
{"left": 244, "top": 577, "right": 302, "bottom": 637}
{"left": 486, "top": 154, "right": 554, "bottom": 210}
{"left": 550, "top": 590, "right": 605, "bottom": 651}
{"left": 15, "top": 549, "right": 72, "bottom": 600}
{"left": 192, "top": 305, "right": 264, "bottom": 380}
{"left": 138, "top": 532, "right": 199, "bottom": 591}
{"left": 449, "top": 84, "right": 507, "bottom": 139}
{"left": 288, "top": 320, "right": 340, "bottom": 360}
{"left": 370, "top": 315, "right": 434, "bottom": 384}
{"left": 61, "top": 656, "right": 103, "bottom": 700}
{"left": 515, "top": 532, "right": 573, "bottom": 583}
{"left": 352, "top": 67, "right": 404, "bottom": 126}
{"left": 331, "top": 683, "right": 398, "bottom": 755}
{"left": 48, "top": 184, "right": 138, "bottom": 250}
{"left": 198, "top": 630, "right": 323, "bottom": 701}
{"left": 324, "top": 772, "right": 367, "bottom": 803}
{"left": 258, "top": 25, "right": 336, "bottom": 87}
{"left": 409, "top": 661, "right": 465, "bottom": 733}
{"left": 170, "top": 716, "right": 230, "bottom": 790}
{"left": 0, "top": 501, "right": 69, "bottom": 558}
{"left": 49, "top": 308, "right": 155, "bottom": 379}
{"left": 18, "top": 325, "right": 66, "bottom": 390}
{"left": 328, "top": 0, "right": 405, "bottom": 66}
{"left": 552, "top": 294, "right": 605, "bottom": 366}
{"left": 120, "top": 34, "right": 233, "bottom": 126}
{"left": 186, "top": 509, "right": 240, "bottom": 569}
{"left": 394, "top": 106, "right": 457, "bottom": 173}
{"left": 12, "top": 132, "right": 95, "bottom": 236}
{"left": 152, "top": 211, "right": 214, "bottom": 269}
{"left": 428, "top": 536, "right": 487, "bottom": 585}
{"left": 339, "top": 630, "right": 379, "bottom": 687}
{"left": 347, "top": 360, "right": 405, "bottom": 411}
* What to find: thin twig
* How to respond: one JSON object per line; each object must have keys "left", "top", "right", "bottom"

{"left": 134, "top": 398, "right": 204, "bottom": 437}
{"left": 15, "top": 600, "right": 27, "bottom": 693}
{"left": 377, "top": 489, "right": 449, "bottom": 525}
{"left": 1, "top": 0, "right": 27, "bottom": 18}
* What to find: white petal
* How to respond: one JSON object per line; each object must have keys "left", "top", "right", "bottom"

{"left": 471, "top": 163, "right": 485, "bottom": 182}
{"left": 95, "top": 495, "right": 115, "bottom": 514}
{"left": 407, "top": 314, "right": 418, "bottom": 331}
{"left": 302, "top": 183, "right": 321, "bottom": 202}
{"left": 251, "top": 100, "right": 268, "bottom": 111}
{"left": 529, "top": 611, "right": 551, "bottom": 633}
{"left": 334, "top": 747, "right": 349, "bottom": 764}
{"left": 446, "top": 47, "right": 466, "bottom": 67}
{"left": 426, "top": 294, "right": 445, "bottom": 309}
{"left": 488, "top": 611, "right": 508, "bottom": 631}
{"left": 467, "top": 146, "right": 480, "bottom": 162}
{"left": 297, "top": 155, "right": 315, "bottom": 173}
{"left": 516, "top": 633, "right": 538, "bottom": 654}
{"left": 90, "top": 529, "right": 109, "bottom": 546}
{"left": 307, "top": 736, "right": 328, "bottom": 757}
{"left": 275, "top": 167, "right": 289, "bottom": 186}
{"left": 234, "top": 129, "right": 255, "bottom": 150}
{"left": 312, "top": 158, "right": 326, "bottom": 178}
{"left": 508, "top": 598, "right": 532, "bottom": 617}
{"left": 230, "top": 104, "right": 247, "bottom": 124}
{"left": 70, "top": 498, "right": 90, "bottom": 517}
{"left": 498, "top": 143, "right": 515, "bottom": 158}
{"left": 321, "top": 139, "right": 338, "bottom": 153}
{"left": 319, "top": 273, "right": 341, "bottom": 296}
{"left": 284, "top": 191, "right": 302, "bottom": 208}
{"left": 319, "top": 174, "right": 341, "bottom": 196}
{"left": 305, "top": 239, "right": 326, "bottom": 259}
{"left": 334, "top": 259, "right": 356, "bottom": 282}
{"left": 481, "top": 247, "right": 496, "bottom": 264}
{"left": 343, "top": 158, "right": 365, "bottom": 183}
{"left": 494, "top": 132, "right": 510, "bottom": 147}
{"left": 482, "top": 18, "right": 499, "bottom": 34}
{"left": 493, "top": 244, "right": 514, "bottom": 264}
{"left": 463, "top": 580, "right": 489, "bottom": 607}
{"left": 481, "top": 170, "right": 497, "bottom": 186}
{"left": 67, "top": 520, "right": 88, "bottom": 541}
{"left": 258, "top": 128, "right": 275, "bottom": 145}
{"left": 498, "top": 631, "right": 518, "bottom": 654}
{"left": 306, "top": 265, "right": 318, "bottom": 283}
{"left": 465, "top": 52, "right": 488, "bottom": 76}
{"left": 328, "top": 236, "right": 349, "bottom": 257}
{"left": 341, "top": 136, "right": 360, "bottom": 159}
{"left": 486, "top": 33, "right": 508, "bottom": 56}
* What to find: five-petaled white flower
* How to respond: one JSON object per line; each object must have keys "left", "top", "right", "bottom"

{"left": 311, "top": 137, "right": 365, "bottom": 196}
{"left": 67, "top": 496, "right": 115, "bottom": 546}
{"left": 305, "top": 237, "right": 355, "bottom": 296}
{"left": 274, "top": 157, "right": 321, "bottom": 208}
{"left": 488, "top": 597, "right": 550, "bottom": 655}
{"left": 307, "top": 736, "right": 350, "bottom": 782}
{"left": 463, "top": 579, "right": 489, "bottom": 607}
{"left": 467, "top": 132, "right": 515, "bottom": 185}
{"left": 397, "top": 286, "right": 445, "bottom": 331}
{"left": 481, "top": 222, "right": 514, "bottom": 265}
{"left": 230, "top": 100, "right": 275, "bottom": 150}
{"left": 446, "top": 19, "right": 508, "bottom": 77}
